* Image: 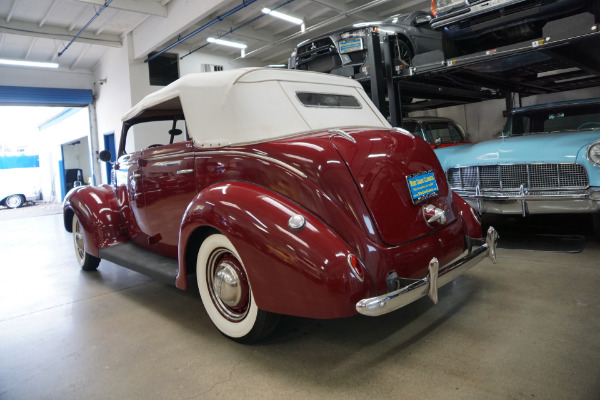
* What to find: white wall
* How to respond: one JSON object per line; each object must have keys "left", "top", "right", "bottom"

{"left": 38, "top": 108, "right": 92, "bottom": 202}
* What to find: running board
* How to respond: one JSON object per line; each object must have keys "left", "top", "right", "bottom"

{"left": 98, "top": 242, "right": 179, "bottom": 285}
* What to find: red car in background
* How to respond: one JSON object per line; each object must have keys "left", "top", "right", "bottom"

{"left": 402, "top": 116, "right": 470, "bottom": 149}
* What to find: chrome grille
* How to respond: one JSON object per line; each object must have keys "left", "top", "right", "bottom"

{"left": 447, "top": 163, "right": 589, "bottom": 191}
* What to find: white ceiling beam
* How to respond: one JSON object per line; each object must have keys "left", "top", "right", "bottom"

{"left": 70, "top": 5, "right": 93, "bottom": 31}
{"left": 71, "top": 43, "right": 91, "bottom": 69}
{"left": 25, "top": 37, "right": 37, "bottom": 58}
{"left": 95, "top": 9, "right": 120, "bottom": 35}
{"left": 309, "top": 0, "right": 380, "bottom": 21}
{"left": 120, "top": 14, "right": 151, "bottom": 40}
{"left": 72, "top": 0, "right": 167, "bottom": 17}
{"left": 6, "top": 0, "right": 18, "bottom": 23}
{"left": 39, "top": 0, "right": 60, "bottom": 28}
{"left": 0, "top": 20, "right": 122, "bottom": 48}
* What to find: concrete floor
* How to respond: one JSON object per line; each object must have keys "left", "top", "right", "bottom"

{"left": 1, "top": 210, "right": 599, "bottom": 400}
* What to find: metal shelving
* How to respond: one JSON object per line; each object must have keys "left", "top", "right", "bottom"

{"left": 363, "top": 11, "right": 600, "bottom": 126}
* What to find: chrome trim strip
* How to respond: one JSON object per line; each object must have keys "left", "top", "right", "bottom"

{"left": 144, "top": 153, "right": 193, "bottom": 161}
{"left": 328, "top": 128, "right": 357, "bottom": 143}
{"left": 356, "top": 227, "right": 498, "bottom": 317}
{"left": 195, "top": 151, "right": 308, "bottom": 179}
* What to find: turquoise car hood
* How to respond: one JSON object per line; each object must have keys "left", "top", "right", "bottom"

{"left": 435, "top": 131, "right": 600, "bottom": 168}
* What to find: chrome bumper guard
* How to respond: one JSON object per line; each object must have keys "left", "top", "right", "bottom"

{"left": 356, "top": 226, "right": 499, "bottom": 317}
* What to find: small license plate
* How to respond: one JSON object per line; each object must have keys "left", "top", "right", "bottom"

{"left": 339, "top": 38, "right": 363, "bottom": 54}
{"left": 407, "top": 170, "right": 439, "bottom": 204}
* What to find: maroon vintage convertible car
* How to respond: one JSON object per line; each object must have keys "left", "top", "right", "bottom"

{"left": 64, "top": 68, "right": 497, "bottom": 342}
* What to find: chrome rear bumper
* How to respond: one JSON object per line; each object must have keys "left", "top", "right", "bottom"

{"left": 356, "top": 226, "right": 498, "bottom": 317}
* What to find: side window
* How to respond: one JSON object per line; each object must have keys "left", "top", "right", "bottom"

{"left": 402, "top": 121, "right": 425, "bottom": 140}
{"left": 427, "top": 122, "right": 463, "bottom": 143}
{"left": 447, "top": 124, "right": 464, "bottom": 142}
{"left": 124, "top": 119, "right": 187, "bottom": 154}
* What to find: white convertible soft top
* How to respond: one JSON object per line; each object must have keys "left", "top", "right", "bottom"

{"left": 122, "top": 68, "right": 390, "bottom": 147}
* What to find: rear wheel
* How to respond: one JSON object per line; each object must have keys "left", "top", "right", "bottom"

{"left": 72, "top": 215, "right": 100, "bottom": 271}
{"left": 197, "top": 234, "right": 280, "bottom": 343}
{"left": 4, "top": 195, "right": 24, "bottom": 209}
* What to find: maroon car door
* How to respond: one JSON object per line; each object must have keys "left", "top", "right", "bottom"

{"left": 115, "top": 150, "right": 150, "bottom": 246}
{"left": 136, "top": 141, "right": 197, "bottom": 258}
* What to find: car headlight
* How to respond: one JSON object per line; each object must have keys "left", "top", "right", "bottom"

{"left": 588, "top": 141, "right": 600, "bottom": 166}
{"left": 432, "top": 0, "right": 466, "bottom": 16}
{"left": 340, "top": 27, "right": 377, "bottom": 39}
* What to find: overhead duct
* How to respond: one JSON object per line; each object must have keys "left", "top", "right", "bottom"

{"left": 145, "top": 0, "right": 258, "bottom": 63}
{"left": 58, "top": 0, "right": 113, "bottom": 57}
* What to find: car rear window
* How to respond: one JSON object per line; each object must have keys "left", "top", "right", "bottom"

{"left": 296, "top": 92, "right": 362, "bottom": 108}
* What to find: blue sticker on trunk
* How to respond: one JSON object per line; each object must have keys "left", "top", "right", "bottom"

{"left": 407, "top": 170, "right": 439, "bottom": 204}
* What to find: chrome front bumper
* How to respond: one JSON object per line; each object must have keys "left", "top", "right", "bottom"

{"left": 456, "top": 189, "right": 600, "bottom": 216}
{"left": 356, "top": 226, "right": 498, "bottom": 317}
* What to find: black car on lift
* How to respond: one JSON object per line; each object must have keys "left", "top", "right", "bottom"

{"left": 430, "top": 0, "right": 599, "bottom": 58}
{"left": 288, "top": 11, "right": 441, "bottom": 80}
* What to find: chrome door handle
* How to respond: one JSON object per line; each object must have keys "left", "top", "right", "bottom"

{"left": 176, "top": 169, "right": 194, "bottom": 175}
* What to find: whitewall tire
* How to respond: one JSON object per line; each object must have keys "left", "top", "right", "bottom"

{"left": 197, "top": 234, "right": 279, "bottom": 343}
{"left": 72, "top": 215, "right": 100, "bottom": 271}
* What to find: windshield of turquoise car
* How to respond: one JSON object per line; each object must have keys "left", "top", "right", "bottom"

{"left": 507, "top": 108, "right": 600, "bottom": 136}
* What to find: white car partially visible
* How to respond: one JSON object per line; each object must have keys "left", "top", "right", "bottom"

{"left": 0, "top": 168, "right": 41, "bottom": 208}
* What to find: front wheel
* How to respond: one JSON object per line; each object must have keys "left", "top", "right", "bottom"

{"left": 197, "top": 234, "right": 280, "bottom": 343}
{"left": 4, "top": 195, "right": 24, "bottom": 209}
{"left": 72, "top": 214, "right": 100, "bottom": 271}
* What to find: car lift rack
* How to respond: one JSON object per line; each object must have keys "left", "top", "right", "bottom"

{"left": 362, "top": 11, "right": 600, "bottom": 127}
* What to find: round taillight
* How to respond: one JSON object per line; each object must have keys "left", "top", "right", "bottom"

{"left": 347, "top": 254, "right": 365, "bottom": 282}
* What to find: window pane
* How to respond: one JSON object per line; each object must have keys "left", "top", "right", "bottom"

{"left": 296, "top": 92, "right": 361, "bottom": 108}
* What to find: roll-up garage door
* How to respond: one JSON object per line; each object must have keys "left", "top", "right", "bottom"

{"left": 0, "top": 86, "right": 93, "bottom": 106}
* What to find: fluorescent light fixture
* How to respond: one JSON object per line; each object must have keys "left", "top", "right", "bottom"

{"left": 262, "top": 7, "right": 305, "bottom": 31}
{"left": 207, "top": 37, "right": 247, "bottom": 49}
{"left": 268, "top": 64, "right": 287, "bottom": 68}
{"left": 0, "top": 58, "right": 59, "bottom": 69}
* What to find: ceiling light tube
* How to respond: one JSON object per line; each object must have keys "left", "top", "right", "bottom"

{"left": 0, "top": 59, "right": 59, "bottom": 69}
{"left": 261, "top": 8, "right": 303, "bottom": 25}
{"left": 207, "top": 37, "right": 247, "bottom": 49}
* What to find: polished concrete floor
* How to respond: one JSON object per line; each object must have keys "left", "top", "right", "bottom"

{"left": 1, "top": 210, "right": 599, "bottom": 399}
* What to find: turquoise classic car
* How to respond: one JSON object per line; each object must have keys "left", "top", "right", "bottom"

{"left": 434, "top": 98, "right": 600, "bottom": 234}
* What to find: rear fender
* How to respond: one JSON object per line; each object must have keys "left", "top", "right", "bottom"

{"left": 63, "top": 185, "right": 125, "bottom": 257}
{"left": 178, "top": 182, "right": 376, "bottom": 319}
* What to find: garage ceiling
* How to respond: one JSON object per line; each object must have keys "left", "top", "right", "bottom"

{"left": 0, "top": 0, "right": 430, "bottom": 72}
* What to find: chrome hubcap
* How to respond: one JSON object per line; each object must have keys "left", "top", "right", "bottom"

{"left": 74, "top": 219, "right": 84, "bottom": 260}
{"left": 213, "top": 261, "right": 242, "bottom": 307}
{"left": 6, "top": 196, "right": 20, "bottom": 208}
{"left": 207, "top": 249, "right": 250, "bottom": 322}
